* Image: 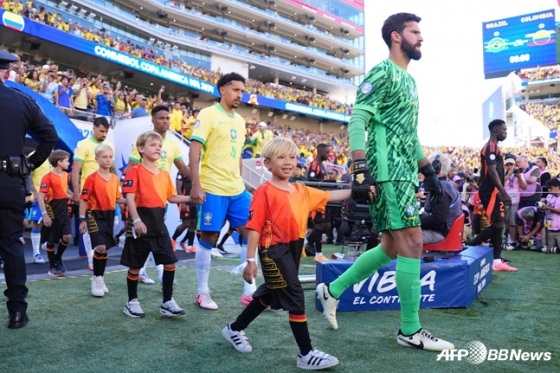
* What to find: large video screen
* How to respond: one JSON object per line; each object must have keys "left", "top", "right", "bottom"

{"left": 481, "top": 87, "right": 504, "bottom": 140}
{"left": 483, "top": 9, "right": 556, "bottom": 79}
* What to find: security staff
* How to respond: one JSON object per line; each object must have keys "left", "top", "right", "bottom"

{"left": 0, "top": 50, "right": 58, "bottom": 329}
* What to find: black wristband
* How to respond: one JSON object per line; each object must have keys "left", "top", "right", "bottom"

{"left": 79, "top": 217, "right": 86, "bottom": 222}
{"left": 350, "top": 159, "right": 368, "bottom": 174}
{"left": 419, "top": 163, "right": 436, "bottom": 177}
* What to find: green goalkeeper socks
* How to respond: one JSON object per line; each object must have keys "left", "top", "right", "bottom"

{"left": 328, "top": 245, "right": 392, "bottom": 299}
{"left": 396, "top": 256, "right": 422, "bottom": 335}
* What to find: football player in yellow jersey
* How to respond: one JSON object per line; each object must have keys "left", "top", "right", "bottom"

{"left": 71, "top": 117, "right": 114, "bottom": 270}
{"left": 189, "top": 72, "right": 254, "bottom": 310}
{"left": 126, "top": 105, "right": 191, "bottom": 285}
{"left": 28, "top": 152, "right": 52, "bottom": 264}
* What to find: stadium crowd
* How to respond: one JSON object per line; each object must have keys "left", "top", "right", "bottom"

{"left": 518, "top": 65, "right": 560, "bottom": 82}
{"left": 520, "top": 101, "right": 560, "bottom": 132}
{"left": 2, "top": 0, "right": 353, "bottom": 114}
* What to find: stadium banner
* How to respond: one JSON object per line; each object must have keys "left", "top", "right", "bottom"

{"left": 316, "top": 246, "right": 493, "bottom": 312}
{"left": 0, "top": 10, "right": 349, "bottom": 123}
{"left": 481, "top": 86, "right": 504, "bottom": 140}
{"left": 280, "top": 0, "right": 364, "bottom": 33}
{"left": 482, "top": 9, "right": 556, "bottom": 79}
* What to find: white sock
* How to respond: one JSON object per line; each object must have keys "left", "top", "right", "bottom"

{"left": 140, "top": 253, "right": 153, "bottom": 275}
{"left": 31, "top": 231, "right": 41, "bottom": 256}
{"left": 493, "top": 258, "right": 502, "bottom": 265}
{"left": 156, "top": 264, "right": 164, "bottom": 283}
{"left": 315, "top": 252, "right": 323, "bottom": 258}
{"left": 83, "top": 232, "right": 93, "bottom": 263}
{"left": 196, "top": 244, "right": 212, "bottom": 295}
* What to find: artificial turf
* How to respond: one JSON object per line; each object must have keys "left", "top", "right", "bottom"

{"left": 1, "top": 246, "right": 558, "bottom": 372}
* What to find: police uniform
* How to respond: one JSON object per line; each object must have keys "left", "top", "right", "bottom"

{"left": 0, "top": 50, "right": 58, "bottom": 328}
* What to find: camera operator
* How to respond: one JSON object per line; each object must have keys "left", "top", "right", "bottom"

{"left": 539, "top": 178, "right": 560, "bottom": 253}
{"left": 515, "top": 206, "right": 544, "bottom": 251}
{"left": 504, "top": 154, "right": 527, "bottom": 250}
{"left": 420, "top": 154, "right": 463, "bottom": 244}
{"left": 515, "top": 155, "right": 542, "bottom": 242}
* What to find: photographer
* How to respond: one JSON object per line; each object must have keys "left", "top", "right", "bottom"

{"left": 515, "top": 206, "right": 544, "bottom": 251}
{"left": 503, "top": 154, "right": 527, "bottom": 250}
{"left": 539, "top": 178, "right": 560, "bottom": 253}
{"left": 420, "top": 154, "right": 463, "bottom": 244}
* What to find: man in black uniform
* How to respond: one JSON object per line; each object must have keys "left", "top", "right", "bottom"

{"left": 0, "top": 50, "right": 58, "bottom": 329}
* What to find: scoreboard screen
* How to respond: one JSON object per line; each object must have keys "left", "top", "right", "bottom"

{"left": 483, "top": 9, "right": 556, "bottom": 78}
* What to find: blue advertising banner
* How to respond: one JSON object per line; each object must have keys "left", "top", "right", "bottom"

{"left": 5, "top": 80, "right": 83, "bottom": 156}
{"left": 483, "top": 9, "right": 556, "bottom": 77}
{"left": 0, "top": 10, "right": 350, "bottom": 123}
{"left": 316, "top": 246, "right": 493, "bottom": 312}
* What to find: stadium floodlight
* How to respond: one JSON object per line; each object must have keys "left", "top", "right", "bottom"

{"left": 282, "top": 114, "right": 288, "bottom": 120}
{"left": 249, "top": 64, "right": 256, "bottom": 70}
{"left": 149, "top": 37, "right": 155, "bottom": 43}
{"left": 267, "top": 110, "right": 274, "bottom": 117}
{"left": 290, "top": 76, "right": 296, "bottom": 80}
{"left": 156, "top": 40, "right": 163, "bottom": 45}
{"left": 88, "top": 12, "right": 96, "bottom": 18}
{"left": 290, "top": 115, "right": 296, "bottom": 121}
{"left": 301, "top": 78, "right": 306, "bottom": 83}
{"left": 60, "top": 1, "right": 69, "bottom": 7}
{"left": 251, "top": 108, "right": 258, "bottom": 114}
{"left": 79, "top": 8, "right": 87, "bottom": 15}
{"left": 172, "top": 45, "right": 178, "bottom": 50}
{"left": 165, "top": 43, "right": 171, "bottom": 48}
{"left": 69, "top": 5, "right": 78, "bottom": 11}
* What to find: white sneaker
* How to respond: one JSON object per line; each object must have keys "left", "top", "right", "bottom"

{"left": 210, "top": 248, "right": 223, "bottom": 258}
{"left": 33, "top": 253, "right": 45, "bottom": 264}
{"left": 397, "top": 329, "right": 454, "bottom": 351}
{"left": 504, "top": 242, "right": 517, "bottom": 251}
{"left": 123, "top": 299, "right": 145, "bottom": 318}
{"left": 140, "top": 271, "right": 156, "bottom": 285}
{"left": 316, "top": 283, "right": 339, "bottom": 329}
{"left": 160, "top": 298, "right": 185, "bottom": 317}
{"left": 222, "top": 323, "right": 252, "bottom": 352}
{"left": 196, "top": 293, "right": 218, "bottom": 310}
{"left": 91, "top": 276, "right": 104, "bottom": 297}
{"left": 297, "top": 348, "right": 339, "bottom": 370}
{"left": 100, "top": 276, "right": 109, "bottom": 293}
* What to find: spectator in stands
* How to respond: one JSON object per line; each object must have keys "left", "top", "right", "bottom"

{"left": 182, "top": 108, "right": 199, "bottom": 140}
{"left": 251, "top": 122, "right": 274, "bottom": 157}
{"left": 73, "top": 75, "right": 93, "bottom": 119}
{"left": 39, "top": 70, "right": 58, "bottom": 104}
{"left": 420, "top": 154, "right": 463, "bottom": 244}
{"left": 24, "top": 69, "right": 41, "bottom": 92}
{"left": 289, "top": 164, "right": 307, "bottom": 182}
{"left": 503, "top": 155, "right": 526, "bottom": 250}
{"left": 56, "top": 75, "right": 74, "bottom": 111}
{"left": 126, "top": 100, "right": 148, "bottom": 118}
{"left": 114, "top": 91, "right": 129, "bottom": 116}
{"left": 536, "top": 157, "right": 551, "bottom": 196}
{"left": 169, "top": 101, "right": 183, "bottom": 132}
{"left": 95, "top": 84, "right": 114, "bottom": 117}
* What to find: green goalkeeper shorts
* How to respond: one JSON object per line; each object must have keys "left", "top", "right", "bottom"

{"left": 369, "top": 181, "right": 421, "bottom": 232}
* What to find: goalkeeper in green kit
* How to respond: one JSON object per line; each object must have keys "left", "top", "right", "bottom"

{"left": 316, "top": 12, "right": 454, "bottom": 352}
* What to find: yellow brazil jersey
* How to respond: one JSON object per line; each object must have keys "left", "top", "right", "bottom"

{"left": 128, "top": 134, "right": 182, "bottom": 172}
{"left": 169, "top": 109, "right": 183, "bottom": 132}
{"left": 29, "top": 151, "right": 52, "bottom": 193}
{"left": 190, "top": 104, "right": 245, "bottom": 196}
{"left": 74, "top": 136, "right": 115, "bottom": 188}
{"left": 253, "top": 129, "right": 274, "bottom": 155}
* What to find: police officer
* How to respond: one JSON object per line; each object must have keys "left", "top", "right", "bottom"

{"left": 0, "top": 50, "right": 58, "bottom": 329}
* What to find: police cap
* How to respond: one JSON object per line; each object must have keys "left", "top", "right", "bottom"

{"left": 0, "top": 50, "right": 18, "bottom": 69}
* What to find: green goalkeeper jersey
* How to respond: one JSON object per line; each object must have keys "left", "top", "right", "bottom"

{"left": 354, "top": 58, "right": 424, "bottom": 183}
